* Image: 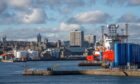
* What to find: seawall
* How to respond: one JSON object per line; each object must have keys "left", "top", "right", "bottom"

{"left": 23, "top": 69, "right": 140, "bottom": 77}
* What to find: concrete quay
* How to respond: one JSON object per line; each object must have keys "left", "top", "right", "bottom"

{"left": 23, "top": 69, "right": 140, "bottom": 77}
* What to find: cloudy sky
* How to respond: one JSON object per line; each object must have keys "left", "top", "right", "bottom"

{"left": 0, "top": 0, "right": 140, "bottom": 41}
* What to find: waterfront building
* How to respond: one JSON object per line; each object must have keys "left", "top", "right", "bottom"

{"left": 70, "top": 30, "right": 84, "bottom": 47}
{"left": 85, "top": 34, "right": 96, "bottom": 47}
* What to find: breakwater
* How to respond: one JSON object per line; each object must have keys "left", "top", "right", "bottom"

{"left": 23, "top": 69, "right": 140, "bottom": 77}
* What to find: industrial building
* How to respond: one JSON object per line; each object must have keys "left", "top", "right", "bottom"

{"left": 41, "top": 48, "right": 61, "bottom": 60}
{"left": 113, "top": 43, "right": 140, "bottom": 69}
{"left": 103, "top": 24, "right": 128, "bottom": 50}
{"left": 99, "top": 24, "right": 140, "bottom": 69}
{"left": 13, "top": 49, "right": 39, "bottom": 61}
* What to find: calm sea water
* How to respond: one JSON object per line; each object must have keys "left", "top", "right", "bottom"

{"left": 0, "top": 61, "right": 140, "bottom": 84}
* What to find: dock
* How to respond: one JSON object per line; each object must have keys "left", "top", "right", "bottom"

{"left": 23, "top": 69, "right": 140, "bottom": 77}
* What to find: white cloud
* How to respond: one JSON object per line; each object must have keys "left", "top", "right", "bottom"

{"left": 118, "top": 13, "right": 140, "bottom": 23}
{"left": 21, "top": 8, "right": 46, "bottom": 24}
{"left": 8, "top": 0, "right": 32, "bottom": 9}
{"left": 68, "top": 10, "right": 111, "bottom": 24}
{"left": 60, "top": 22, "right": 81, "bottom": 31}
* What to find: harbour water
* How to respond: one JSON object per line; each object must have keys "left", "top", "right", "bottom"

{"left": 0, "top": 61, "right": 140, "bottom": 84}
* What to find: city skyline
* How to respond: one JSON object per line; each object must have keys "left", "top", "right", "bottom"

{"left": 0, "top": 0, "right": 140, "bottom": 41}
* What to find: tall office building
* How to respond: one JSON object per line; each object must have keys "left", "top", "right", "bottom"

{"left": 70, "top": 30, "right": 84, "bottom": 47}
{"left": 37, "top": 33, "right": 42, "bottom": 43}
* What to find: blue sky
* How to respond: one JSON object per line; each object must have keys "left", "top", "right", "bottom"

{"left": 0, "top": 0, "right": 140, "bottom": 41}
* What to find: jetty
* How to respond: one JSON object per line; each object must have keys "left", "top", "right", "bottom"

{"left": 23, "top": 69, "right": 140, "bottom": 77}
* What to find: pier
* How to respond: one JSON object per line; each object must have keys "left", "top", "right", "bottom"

{"left": 23, "top": 69, "right": 140, "bottom": 77}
